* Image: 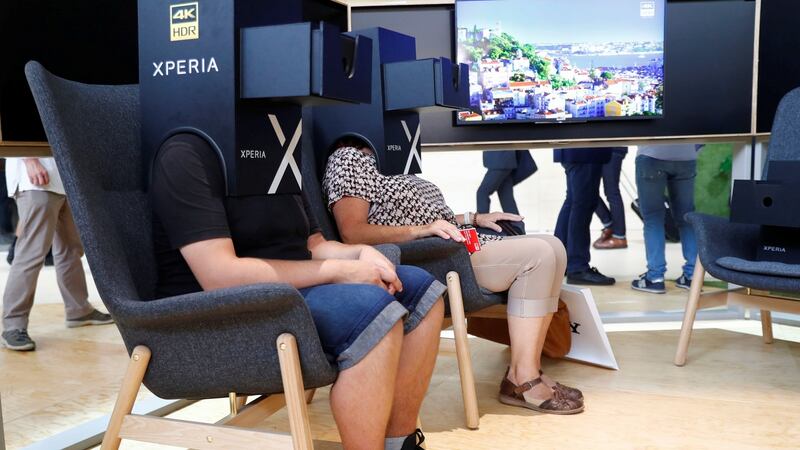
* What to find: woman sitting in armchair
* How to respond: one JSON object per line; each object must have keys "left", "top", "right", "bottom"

{"left": 322, "top": 137, "right": 585, "bottom": 415}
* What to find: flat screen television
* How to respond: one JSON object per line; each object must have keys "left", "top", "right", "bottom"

{"left": 455, "top": 0, "right": 665, "bottom": 125}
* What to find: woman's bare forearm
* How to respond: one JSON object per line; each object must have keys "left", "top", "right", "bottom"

{"left": 338, "top": 221, "right": 422, "bottom": 245}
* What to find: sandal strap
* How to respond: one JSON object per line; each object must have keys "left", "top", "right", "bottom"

{"left": 513, "top": 377, "right": 544, "bottom": 395}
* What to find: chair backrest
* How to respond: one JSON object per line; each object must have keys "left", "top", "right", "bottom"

{"left": 301, "top": 107, "right": 341, "bottom": 241}
{"left": 25, "top": 62, "right": 157, "bottom": 312}
{"left": 765, "top": 86, "right": 800, "bottom": 179}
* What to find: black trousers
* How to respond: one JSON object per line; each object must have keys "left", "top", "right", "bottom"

{"left": 555, "top": 162, "right": 603, "bottom": 273}
{"left": 476, "top": 169, "right": 520, "bottom": 215}
{"left": 595, "top": 150, "right": 627, "bottom": 237}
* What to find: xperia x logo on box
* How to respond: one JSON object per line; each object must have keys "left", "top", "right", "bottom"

{"left": 170, "top": 2, "right": 199, "bottom": 41}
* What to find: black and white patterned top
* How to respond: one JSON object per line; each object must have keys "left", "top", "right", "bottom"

{"left": 323, "top": 146, "right": 502, "bottom": 246}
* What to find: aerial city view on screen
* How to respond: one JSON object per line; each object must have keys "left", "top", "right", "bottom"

{"left": 456, "top": 0, "right": 665, "bottom": 124}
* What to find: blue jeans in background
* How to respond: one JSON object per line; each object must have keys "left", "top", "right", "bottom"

{"left": 595, "top": 150, "right": 627, "bottom": 238}
{"left": 635, "top": 155, "right": 697, "bottom": 281}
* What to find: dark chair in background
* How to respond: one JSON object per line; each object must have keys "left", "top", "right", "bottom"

{"left": 301, "top": 120, "right": 506, "bottom": 429}
{"left": 675, "top": 87, "right": 800, "bottom": 366}
{"left": 26, "top": 61, "right": 339, "bottom": 450}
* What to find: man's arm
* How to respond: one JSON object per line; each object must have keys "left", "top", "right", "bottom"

{"left": 180, "top": 237, "right": 399, "bottom": 292}
{"left": 306, "top": 232, "right": 403, "bottom": 293}
{"left": 23, "top": 158, "right": 49, "bottom": 186}
{"left": 332, "top": 197, "right": 464, "bottom": 245}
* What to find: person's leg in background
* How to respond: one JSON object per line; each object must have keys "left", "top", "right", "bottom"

{"left": 0, "top": 160, "right": 14, "bottom": 242}
{"left": 560, "top": 163, "right": 615, "bottom": 285}
{"left": 1, "top": 191, "right": 59, "bottom": 350}
{"left": 666, "top": 160, "right": 698, "bottom": 289}
{"left": 554, "top": 163, "right": 575, "bottom": 257}
{"left": 496, "top": 175, "right": 520, "bottom": 215}
{"left": 594, "top": 150, "right": 628, "bottom": 249}
{"left": 476, "top": 169, "right": 513, "bottom": 213}
{"left": 632, "top": 155, "right": 668, "bottom": 293}
{"left": 51, "top": 196, "right": 107, "bottom": 327}
{"left": 593, "top": 198, "right": 613, "bottom": 245}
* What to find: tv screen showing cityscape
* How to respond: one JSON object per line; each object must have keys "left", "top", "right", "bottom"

{"left": 455, "top": 0, "right": 665, "bottom": 125}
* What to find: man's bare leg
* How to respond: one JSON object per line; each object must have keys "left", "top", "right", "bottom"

{"left": 331, "top": 321, "right": 404, "bottom": 450}
{"left": 386, "top": 298, "right": 445, "bottom": 437}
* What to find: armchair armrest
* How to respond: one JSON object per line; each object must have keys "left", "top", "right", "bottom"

{"left": 110, "top": 284, "right": 337, "bottom": 399}
{"left": 114, "top": 283, "right": 304, "bottom": 328}
{"left": 395, "top": 237, "right": 467, "bottom": 263}
{"left": 373, "top": 243, "right": 401, "bottom": 265}
{"left": 396, "top": 237, "right": 501, "bottom": 313}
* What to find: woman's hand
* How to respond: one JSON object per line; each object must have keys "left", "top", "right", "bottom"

{"left": 23, "top": 158, "right": 50, "bottom": 186}
{"left": 333, "top": 259, "right": 403, "bottom": 295}
{"left": 417, "top": 219, "right": 465, "bottom": 242}
{"left": 475, "top": 212, "right": 524, "bottom": 232}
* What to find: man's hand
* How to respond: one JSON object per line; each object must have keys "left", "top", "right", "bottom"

{"left": 334, "top": 259, "right": 402, "bottom": 295}
{"left": 23, "top": 158, "right": 49, "bottom": 186}
{"left": 417, "top": 219, "right": 465, "bottom": 242}
{"left": 475, "top": 212, "right": 524, "bottom": 233}
{"left": 358, "top": 246, "right": 396, "bottom": 273}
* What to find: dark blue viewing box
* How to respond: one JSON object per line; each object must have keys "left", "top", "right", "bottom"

{"left": 139, "top": 0, "right": 371, "bottom": 197}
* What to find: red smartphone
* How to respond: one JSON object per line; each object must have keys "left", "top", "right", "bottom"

{"left": 459, "top": 227, "right": 481, "bottom": 254}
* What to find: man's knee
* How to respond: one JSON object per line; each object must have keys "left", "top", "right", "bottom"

{"left": 421, "top": 297, "right": 444, "bottom": 328}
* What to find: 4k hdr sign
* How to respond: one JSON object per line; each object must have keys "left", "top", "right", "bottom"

{"left": 170, "top": 2, "right": 199, "bottom": 41}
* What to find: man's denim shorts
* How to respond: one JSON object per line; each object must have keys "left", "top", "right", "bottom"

{"left": 299, "top": 265, "right": 445, "bottom": 371}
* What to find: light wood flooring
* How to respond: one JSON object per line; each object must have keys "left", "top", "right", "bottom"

{"left": 2, "top": 301, "right": 799, "bottom": 449}
{"left": 1, "top": 237, "right": 799, "bottom": 449}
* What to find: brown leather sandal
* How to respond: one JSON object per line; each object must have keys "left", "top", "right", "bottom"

{"left": 540, "top": 370, "right": 584, "bottom": 402}
{"left": 499, "top": 373, "right": 584, "bottom": 415}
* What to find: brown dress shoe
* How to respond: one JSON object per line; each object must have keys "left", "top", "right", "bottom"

{"left": 499, "top": 371, "right": 584, "bottom": 415}
{"left": 593, "top": 236, "right": 628, "bottom": 249}
{"left": 540, "top": 371, "right": 583, "bottom": 402}
{"left": 592, "top": 228, "right": 613, "bottom": 249}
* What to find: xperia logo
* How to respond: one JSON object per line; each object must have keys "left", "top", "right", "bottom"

{"left": 763, "top": 246, "right": 787, "bottom": 253}
{"left": 240, "top": 149, "right": 267, "bottom": 159}
{"left": 152, "top": 57, "right": 219, "bottom": 77}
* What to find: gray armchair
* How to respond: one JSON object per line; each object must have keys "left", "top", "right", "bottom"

{"left": 675, "top": 87, "right": 800, "bottom": 366}
{"left": 301, "top": 124, "right": 505, "bottom": 429}
{"left": 25, "top": 61, "right": 335, "bottom": 450}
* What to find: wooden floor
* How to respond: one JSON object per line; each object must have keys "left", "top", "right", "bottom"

{"left": 2, "top": 302, "right": 799, "bottom": 449}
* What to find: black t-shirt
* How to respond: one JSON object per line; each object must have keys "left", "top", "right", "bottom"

{"left": 151, "top": 133, "right": 320, "bottom": 298}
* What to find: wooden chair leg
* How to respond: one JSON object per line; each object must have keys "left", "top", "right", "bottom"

{"left": 761, "top": 310, "right": 774, "bottom": 344}
{"left": 277, "top": 334, "right": 313, "bottom": 450}
{"left": 304, "top": 389, "right": 316, "bottom": 404}
{"left": 228, "top": 393, "right": 249, "bottom": 416}
{"left": 674, "top": 257, "right": 706, "bottom": 366}
{"left": 101, "top": 345, "right": 151, "bottom": 450}
{"left": 446, "top": 271, "right": 480, "bottom": 430}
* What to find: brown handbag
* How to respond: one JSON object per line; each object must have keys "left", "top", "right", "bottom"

{"left": 466, "top": 299, "right": 572, "bottom": 358}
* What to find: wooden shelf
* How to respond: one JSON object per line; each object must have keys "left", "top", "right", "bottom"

{"left": 422, "top": 133, "right": 757, "bottom": 152}
{"left": 0, "top": 141, "right": 52, "bottom": 157}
